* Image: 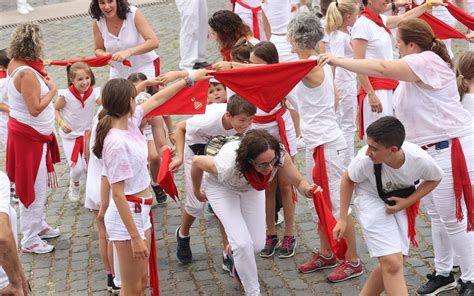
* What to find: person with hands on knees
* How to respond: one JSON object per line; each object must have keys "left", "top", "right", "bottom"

{"left": 90, "top": 0, "right": 159, "bottom": 79}
{"left": 191, "top": 129, "right": 320, "bottom": 296}
{"left": 93, "top": 68, "right": 211, "bottom": 295}
{"left": 333, "top": 116, "right": 443, "bottom": 296}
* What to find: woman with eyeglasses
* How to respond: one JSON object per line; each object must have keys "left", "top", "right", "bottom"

{"left": 191, "top": 129, "right": 319, "bottom": 296}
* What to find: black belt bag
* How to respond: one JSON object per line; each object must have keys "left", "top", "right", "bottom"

{"left": 188, "top": 143, "right": 206, "bottom": 156}
{"left": 374, "top": 164, "right": 418, "bottom": 206}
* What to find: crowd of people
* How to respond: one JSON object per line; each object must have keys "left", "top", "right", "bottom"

{"left": 0, "top": 0, "right": 473, "bottom": 295}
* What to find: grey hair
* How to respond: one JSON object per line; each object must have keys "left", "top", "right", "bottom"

{"left": 8, "top": 23, "right": 44, "bottom": 60}
{"left": 287, "top": 12, "right": 324, "bottom": 50}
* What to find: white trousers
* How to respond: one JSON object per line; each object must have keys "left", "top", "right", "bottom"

{"left": 362, "top": 89, "right": 393, "bottom": 141}
{"left": 16, "top": 0, "right": 27, "bottom": 7}
{"left": 204, "top": 180, "right": 266, "bottom": 296}
{"left": 422, "top": 134, "right": 474, "bottom": 282}
{"left": 61, "top": 136, "right": 86, "bottom": 183}
{"left": 335, "top": 78, "right": 357, "bottom": 165}
{"left": 19, "top": 144, "right": 50, "bottom": 247}
{"left": 175, "top": 0, "right": 208, "bottom": 70}
{"left": 234, "top": 2, "right": 266, "bottom": 41}
{"left": 184, "top": 146, "right": 207, "bottom": 218}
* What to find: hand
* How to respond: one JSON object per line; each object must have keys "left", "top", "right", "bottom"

{"left": 318, "top": 53, "right": 340, "bottom": 67}
{"left": 169, "top": 157, "right": 183, "bottom": 172}
{"left": 304, "top": 184, "right": 322, "bottom": 199}
{"left": 60, "top": 121, "right": 72, "bottom": 134}
{"left": 0, "top": 275, "right": 29, "bottom": 296}
{"left": 194, "top": 190, "right": 208, "bottom": 202}
{"left": 112, "top": 50, "right": 132, "bottom": 62}
{"left": 156, "top": 71, "right": 186, "bottom": 86}
{"left": 191, "top": 69, "right": 213, "bottom": 82}
{"left": 212, "top": 61, "right": 232, "bottom": 71}
{"left": 333, "top": 220, "right": 347, "bottom": 241}
{"left": 385, "top": 197, "right": 412, "bottom": 214}
{"left": 467, "top": 32, "right": 474, "bottom": 43}
{"left": 368, "top": 93, "right": 383, "bottom": 113}
{"left": 43, "top": 76, "right": 57, "bottom": 92}
{"left": 430, "top": 0, "right": 447, "bottom": 7}
{"left": 131, "top": 236, "right": 149, "bottom": 260}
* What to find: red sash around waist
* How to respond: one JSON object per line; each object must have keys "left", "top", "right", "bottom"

{"left": 235, "top": 0, "right": 262, "bottom": 40}
{"left": 253, "top": 108, "right": 290, "bottom": 154}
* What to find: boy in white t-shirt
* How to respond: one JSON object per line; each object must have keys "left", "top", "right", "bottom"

{"left": 169, "top": 94, "right": 256, "bottom": 267}
{"left": 334, "top": 116, "right": 443, "bottom": 295}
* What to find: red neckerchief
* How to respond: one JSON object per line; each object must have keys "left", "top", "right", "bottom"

{"left": 0, "top": 69, "right": 6, "bottom": 79}
{"left": 244, "top": 168, "right": 271, "bottom": 191}
{"left": 18, "top": 59, "right": 48, "bottom": 77}
{"left": 69, "top": 85, "right": 93, "bottom": 108}
{"left": 360, "top": 7, "right": 392, "bottom": 35}
{"left": 220, "top": 48, "right": 231, "bottom": 62}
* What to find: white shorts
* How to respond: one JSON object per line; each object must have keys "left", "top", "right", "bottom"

{"left": 354, "top": 194, "right": 410, "bottom": 258}
{"left": 85, "top": 154, "right": 102, "bottom": 211}
{"left": 105, "top": 199, "right": 152, "bottom": 241}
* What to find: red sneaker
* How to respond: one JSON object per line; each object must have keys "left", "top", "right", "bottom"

{"left": 298, "top": 250, "right": 337, "bottom": 273}
{"left": 327, "top": 260, "right": 363, "bottom": 282}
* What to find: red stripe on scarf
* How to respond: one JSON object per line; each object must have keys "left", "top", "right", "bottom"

{"left": 125, "top": 196, "right": 159, "bottom": 295}
{"left": 18, "top": 59, "right": 48, "bottom": 77}
{"left": 48, "top": 54, "right": 132, "bottom": 67}
{"left": 244, "top": 168, "right": 271, "bottom": 191}
{"left": 70, "top": 136, "right": 84, "bottom": 167}
{"left": 157, "top": 147, "right": 179, "bottom": 201}
{"left": 69, "top": 85, "right": 93, "bottom": 108}
{"left": 357, "top": 77, "right": 398, "bottom": 139}
{"left": 451, "top": 138, "right": 474, "bottom": 231}
{"left": 312, "top": 145, "right": 332, "bottom": 210}
{"left": 235, "top": 0, "right": 262, "bottom": 40}
{"left": 6, "top": 116, "right": 60, "bottom": 207}
{"left": 360, "top": 7, "right": 392, "bottom": 35}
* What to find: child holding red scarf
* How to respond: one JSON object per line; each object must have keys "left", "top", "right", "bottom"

{"left": 54, "top": 62, "right": 101, "bottom": 202}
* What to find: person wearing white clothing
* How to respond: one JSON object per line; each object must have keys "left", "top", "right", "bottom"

{"left": 234, "top": 0, "right": 267, "bottom": 41}
{"left": 175, "top": 0, "right": 210, "bottom": 70}
{"left": 16, "top": 0, "right": 34, "bottom": 15}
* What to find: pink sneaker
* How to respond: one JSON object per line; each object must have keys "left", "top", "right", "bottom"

{"left": 38, "top": 226, "right": 61, "bottom": 239}
{"left": 298, "top": 250, "right": 337, "bottom": 273}
{"left": 327, "top": 260, "right": 363, "bottom": 282}
{"left": 22, "top": 241, "right": 54, "bottom": 254}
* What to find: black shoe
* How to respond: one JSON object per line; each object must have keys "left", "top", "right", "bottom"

{"left": 222, "top": 250, "right": 233, "bottom": 274}
{"left": 417, "top": 271, "right": 457, "bottom": 295}
{"left": 176, "top": 227, "right": 192, "bottom": 264}
{"left": 107, "top": 274, "right": 113, "bottom": 292}
{"left": 459, "top": 279, "right": 474, "bottom": 296}
{"left": 193, "top": 61, "right": 211, "bottom": 69}
{"left": 152, "top": 184, "right": 167, "bottom": 204}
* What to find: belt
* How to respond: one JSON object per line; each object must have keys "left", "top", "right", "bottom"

{"left": 125, "top": 195, "right": 153, "bottom": 213}
{"left": 420, "top": 140, "right": 450, "bottom": 151}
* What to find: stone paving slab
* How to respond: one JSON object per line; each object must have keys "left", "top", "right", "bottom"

{"left": 0, "top": 0, "right": 471, "bottom": 295}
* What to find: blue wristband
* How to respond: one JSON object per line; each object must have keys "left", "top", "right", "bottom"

{"left": 187, "top": 70, "right": 195, "bottom": 86}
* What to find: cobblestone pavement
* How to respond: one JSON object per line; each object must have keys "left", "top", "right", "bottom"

{"left": 0, "top": 1, "right": 471, "bottom": 295}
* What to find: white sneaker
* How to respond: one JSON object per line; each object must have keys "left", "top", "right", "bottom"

{"left": 38, "top": 227, "right": 61, "bottom": 239}
{"left": 17, "top": 5, "right": 29, "bottom": 15}
{"left": 25, "top": 3, "right": 34, "bottom": 11}
{"left": 68, "top": 182, "right": 81, "bottom": 202}
{"left": 22, "top": 240, "right": 54, "bottom": 254}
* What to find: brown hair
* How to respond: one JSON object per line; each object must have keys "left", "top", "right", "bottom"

{"left": 127, "top": 72, "right": 158, "bottom": 95}
{"left": 209, "top": 10, "right": 252, "bottom": 53}
{"left": 366, "top": 116, "right": 405, "bottom": 149}
{"left": 93, "top": 79, "right": 137, "bottom": 158}
{"left": 66, "top": 62, "right": 96, "bottom": 87}
{"left": 456, "top": 51, "right": 474, "bottom": 99}
{"left": 231, "top": 37, "right": 255, "bottom": 63}
{"left": 252, "top": 41, "right": 279, "bottom": 65}
{"left": 8, "top": 23, "right": 44, "bottom": 60}
{"left": 325, "top": 0, "right": 357, "bottom": 33}
{"left": 89, "top": 0, "right": 131, "bottom": 20}
{"left": 398, "top": 19, "right": 452, "bottom": 68}
{"left": 226, "top": 94, "right": 257, "bottom": 117}
{"left": 235, "top": 129, "right": 282, "bottom": 174}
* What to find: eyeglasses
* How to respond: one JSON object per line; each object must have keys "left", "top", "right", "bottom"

{"left": 249, "top": 157, "right": 278, "bottom": 169}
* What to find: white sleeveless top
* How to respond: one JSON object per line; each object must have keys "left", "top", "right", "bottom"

{"left": 291, "top": 63, "right": 342, "bottom": 149}
{"left": 97, "top": 6, "right": 157, "bottom": 74}
{"left": 7, "top": 66, "right": 54, "bottom": 135}
{"left": 58, "top": 87, "right": 101, "bottom": 139}
{"left": 261, "top": 0, "right": 291, "bottom": 34}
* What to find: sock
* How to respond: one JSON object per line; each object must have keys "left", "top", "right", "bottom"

{"left": 178, "top": 230, "right": 190, "bottom": 239}
{"left": 436, "top": 271, "right": 450, "bottom": 277}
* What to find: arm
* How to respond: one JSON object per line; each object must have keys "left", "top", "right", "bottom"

{"left": 302, "top": 64, "right": 325, "bottom": 88}
{"left": 386, "top": 1, "right": 445, "bottom": 29}
{"left": 92, "top": 21, "right": 109, "bottom": 58}
{"left": 149, "top": 116, "right": 167, "bottom": 154}
{"left": 333, "top": 170, "right": 355, "bottom": 240}
{"left": 191, "top": 155, "right": 217, "bottom": 202}
{"left": 262, "top": 10, "right": 271, "bottom": 40}
{"left": 54, "top": 96, "right": 72, "bottom": 133}
{"left": 97, "top": 176, "right": 110, "bottom": 222}
{"left": 17, "top": 70, "right": 57, "bottom": 117}
{"left": 163, "top": 115, "right": 175, "bottom": 145}
{"left": 169, "top": 121, "right": 186, "bottom": 171}
{"left": 385, "top": 179, "right": 441, "bottom": 214}
{"left": 278, "top": 151, "right": 314, "bottom": 197}
{"left": 212, "top": 61, "right": 265, "bottom": 71}
{"left": 110, "top": 181, "right": 149, "bottom": 259}
{"left": 0, "top": 103, "right": 9, "bottom": 113}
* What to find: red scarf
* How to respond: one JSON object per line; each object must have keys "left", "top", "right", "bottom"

{"left": 70, "top": 136, "right": 84, "bottom": 167}
{"left": 253, "top": 107, "right": 290, "bottom": 154}
{"left": 451, "top": 138, "right": 474, "bottom": 231}
{"left": 153, "top": 57, "right": 160, "bottom": 77}
{"left": 125, "top": 196, "right": 159, "bottom": 296}
{"left": 69, "top": 85, "right": 93, "bottom": 108}
{"left": 235, "top": 0, "right": 262, "bottom": 40}
{"left": 446, "top": 2, "right": 474, "bottom": 30}
{"left": 312, "top": 145, "right": 332, "bottom": 210}
{"left": 48, "top": 54, "right": 132, "bottom": 67}
{"left": 357, "top": 77, "right": 398, "bottom": 139}
{"left": 0, "top": 69, "right": 6, "bottom": 79}
{"left": 6, "top": 116, "right": 60, "bottom": 207}
{"left": 406, "top": 201, "right": 420, "bottom": 247}
{"left": 220, "top": 48, "right": 232, "bottom": 62}
{"left": 212, "top": 59, "right": 317, "bottom": 113}
{"left": 360, "top": 7, "right": 392, "bottom": 35}
{"left": 311, "top": 187, "right": 347, "bottom": 260}
{"left": 144, "top": 80, "right": 209, "bottom": 118}
{"left": 18, "top": 59, "right": 48, "bottom": 77}
{"left": 244, "top": 168, "right": 272, "bottom": 191}
{"left": 418, "top": 12, "right": 466, "bottom": 39}
{"left": 157, "top": 147, "right": 179, "bottom": 201}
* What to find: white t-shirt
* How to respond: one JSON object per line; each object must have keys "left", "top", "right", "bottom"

{"left": 58, "top": 87, "right": 101, "bottom": 139}
{"left": 0, "top": 171, "right": 18, "bottom": 289}
{"left": 321, "top": 18, "right": 331, "bottom": 53}
{"left": 329, "top": 30, "right": 356, "bottom": 81}
{"left": 206, "top": 140, "right": 283, "bottom": 191}
{"left": 348, "top": 142, "right": 443, "bottom": 198}
{"left": 462, "top": 93, "right": 474, "bottom": 117}
{"left": 185, "top": 103, "right": 237, "bottom": 145}
{"left": 351, "top": 14, "right": 393, "bottom": 61}
{"left": 393, "top": 51, "right": 473, "bottom": 146}
{"left": 261, "top": 0, "right": 291, "bottom": 34}
{"left": 0, "top": 78, "right": 8, "bottom": 145}
{"left": 103, "top": 106, "right": 150, "bottom": 194}
{"left": 291, "top": 64, "right": 342, "bottom": 149}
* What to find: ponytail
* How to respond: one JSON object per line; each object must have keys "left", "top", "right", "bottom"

{"left": 455, "top": 51, "right": 474, "bottom": 100}
{"left": 431, "top": 38, "right": 453, "bottom": 69}
{"left": 93, "top": 111, "right": 112, "bottom": 159}
{"left": 325, "top": 2, "right": 343, "bottom": 34}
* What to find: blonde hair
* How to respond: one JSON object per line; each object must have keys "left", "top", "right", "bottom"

{"left": 8, "top": 23, "right": 44, "bottom": 61}
{"left": 325, "top": 0, "right": 358, "bottom": 34}
{"left": 67, "top": 62, "right": 96, "bottom": 86}
{"left": 456, "top": 51, "right": 474, "bottom": 100}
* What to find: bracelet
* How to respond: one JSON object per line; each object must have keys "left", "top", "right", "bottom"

{"left": 187, "top": 72, "right": 195, "bottom": 86}
{"left": 427, "top": 0, "right": 432, "bottom": 9}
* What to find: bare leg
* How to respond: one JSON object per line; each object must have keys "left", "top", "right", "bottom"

{"left": 92, "top": 210, "right": 112, "bottom": 273}
{"left": 361, "top": 253, "right": 407, "bottom": 296}
{"left": 265, "top": 178, "right": 278, "bottom": 236}
{"left": 147, "top": 140, "right": 160, "bottom": 182}
{"left": 179, "top": 210, "right": 196, "bottom": 237}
